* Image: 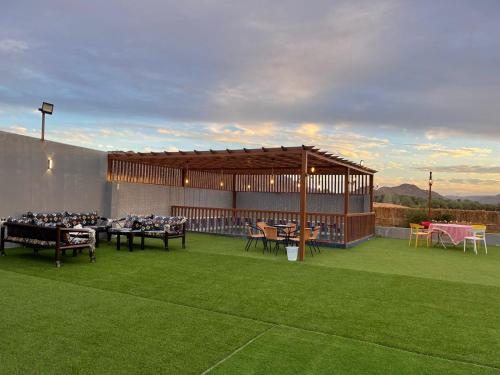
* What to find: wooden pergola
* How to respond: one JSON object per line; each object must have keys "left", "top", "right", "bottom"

{"left": 107, "top": 145, "right": 376, "bottom": 260}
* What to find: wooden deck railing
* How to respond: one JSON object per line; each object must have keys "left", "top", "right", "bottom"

{"left": 346, "top": 212, "right": 376, "bottom": 243}
{"left": 171, "top": 206, "right": 375, "bottom": 246}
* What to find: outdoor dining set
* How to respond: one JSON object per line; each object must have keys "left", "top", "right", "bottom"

{"left": 245, "top": 221, "right": 321, "bottom": 256}
{"left": 408, "top": 221, "right": 488, "bottom": 254}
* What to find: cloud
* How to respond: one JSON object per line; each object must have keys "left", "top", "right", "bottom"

{"left": 0, "top": 39, "right": 28, "bottom": 54}
{"left": 0, "top": 1, "right": 499, "bottom": 138}
{"left": 448, "top": 178, "right": 499, "bottom": 185}
{"left": 424, "top": 128, "right": 466, "bottom": 140}
{"left": 415, "top": 165, "right": 500, "bottom": 174}
{"left": 411, "top": 143, "right": 491, "bottom": 158}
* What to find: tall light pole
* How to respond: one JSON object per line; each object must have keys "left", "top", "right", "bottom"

{"left": 38, "top": 102, "right": 54, "bottom": 141}
{"left": 428, "top": 171, "right": 433, "bottom": 218}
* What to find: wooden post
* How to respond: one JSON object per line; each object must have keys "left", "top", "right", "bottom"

{"left": 344, "top": 168, "right": 350, "bottom": 245}
{"left": 299, "top": 151, "right": 308, "bottom": 261}
{"left": 232, "top": 174, "right": 237, "bottom": 209}
{"left": 369, "top": 174, "right": 374, "bottom": 212}
{"left": 428, "top": 171, "right": 433, "bottom": 218}
{"left": 428, "top": 185, "right": 432, "bottom": 218}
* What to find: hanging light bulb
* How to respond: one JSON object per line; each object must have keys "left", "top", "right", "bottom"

{"left": 270, "top": 164, "right": 275, "bottom": 185}
{"left": 247, "top": 184, "right": 251, "bottom": 190}
{"left": 311, "top": 166, "right": 316, "bottom": 173}
{"left": 184, "top": 165, "right": 189, "bottom": 185}
{"left": 220, "top": 170, "right": 224, "bottom": 187}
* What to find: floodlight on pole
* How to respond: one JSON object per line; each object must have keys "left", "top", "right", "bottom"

{"left": 38, "top": 102, "right": 54, "bottom": 141}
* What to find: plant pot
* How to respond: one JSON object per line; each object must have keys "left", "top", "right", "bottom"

{"left": 286, "top": 246, "right": 298, "bottom": 261}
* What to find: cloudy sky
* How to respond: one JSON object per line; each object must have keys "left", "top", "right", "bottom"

{"left": 1, "top": 0, "right": 499, "bottom": 195}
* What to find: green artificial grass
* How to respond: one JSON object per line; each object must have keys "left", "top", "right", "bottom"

{"left": 1, "top": 233, "right": 499, "bottom": 374}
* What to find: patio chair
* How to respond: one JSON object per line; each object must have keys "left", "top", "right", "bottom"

{"left": 262, "top": 226, "right": 286, "bottom": 255}
{"left": 244, "top": 224, "right": 265, "bottom": 252}
{"left": 282, "top": 223, "right": 297, "bottom": 237}
{"left": 289, "top": 228, "right": 314, "bottom": 256}
{"left": 256, "top": 221, "right": 268, "bottom": 232}
{"left": 408, "top": 223, "right": 431, "bottom": 247}
{"left": 310, "top": 226, "right": 321, "bottom": 254}
{"left": 463, "top": 225, "right": 487, "bottom": 255}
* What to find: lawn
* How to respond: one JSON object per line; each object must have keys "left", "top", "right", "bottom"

{"left": 0, "top": 233, "right": 499, "bottom": 374}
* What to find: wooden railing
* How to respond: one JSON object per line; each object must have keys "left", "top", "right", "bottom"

{"left": 170, "top": 206, "right": 375, "bottom": 246}
{"left": 346, "top": 212, "right": 376, "bottom": 243}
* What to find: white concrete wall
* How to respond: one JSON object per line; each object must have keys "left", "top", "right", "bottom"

{"left": 110, "top": 181, "right": 233, "bottom": 218}
{"left": 0, "top": 131, "right": 110, "bottom": 218}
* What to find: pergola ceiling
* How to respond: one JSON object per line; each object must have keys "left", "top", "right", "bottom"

{"left": 108, "top": 145, "right": 376, "bottom": 175}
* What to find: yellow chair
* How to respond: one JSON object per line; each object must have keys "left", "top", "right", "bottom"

{"left": 464, "top": 224, "right": 487, "bottom": 255}
{"left": 409, "top": 223, "right": 431, "bottom": 247}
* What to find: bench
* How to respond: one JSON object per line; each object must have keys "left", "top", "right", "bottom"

{"left": 109, "top": 215, "right": 187, "bottom": 251}
{"left": 19, "top": 211, "right": 110, "bottom": 247}
{"left": 1, "top": 222, "right": 96, "bottom": 267}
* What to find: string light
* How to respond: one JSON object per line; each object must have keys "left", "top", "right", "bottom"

{"left": 184, "top": 165, "right": 189, "bottom": 185}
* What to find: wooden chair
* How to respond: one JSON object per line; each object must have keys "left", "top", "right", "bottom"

{"left": 263, "top": 226, "right": 286, "bottom": 255}
{"left": 408, "top": 223, "right": 431, "bottom": 247}
{"left": 282, "top": 223, "right": 297, "bottom": 237}
{"left": 244, "top": 224, "right": 265, "bottom": 252}
{"left": 289, "top": 228, "right": 314, "bottom": 256}
{"left": 464, "top": 225, "right": 487, "bottom": 255}
{"left": 309, "top": 226, "right": 321, "bottom": 254}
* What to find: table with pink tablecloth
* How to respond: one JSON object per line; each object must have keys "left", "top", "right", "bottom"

{"left": 428, "top": 223, "right": 473, "bottom": 246}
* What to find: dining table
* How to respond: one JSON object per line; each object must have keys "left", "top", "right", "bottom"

{"left": 428, "top": 223, "right": 473, "bottom": 247}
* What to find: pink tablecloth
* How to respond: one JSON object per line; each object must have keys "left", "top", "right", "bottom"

{"left": 428, "top": 223, "right": 472, "bottom": 245}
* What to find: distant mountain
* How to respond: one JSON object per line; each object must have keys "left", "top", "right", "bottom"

{"left": 446, "top": 194, "right": 500, "bottom": 205}
{"left": 375, "top": 184, "right": 444, "bottom": 199}
{"left": 375, "top": 184, "right": 500, "bottom": 211}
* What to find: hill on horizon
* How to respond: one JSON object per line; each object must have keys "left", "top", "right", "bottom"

{"left": 375, "top": 184, "right": 444, "bottom": 200}
{"left": 375, "top": 184, "right": 500, "bottom": 210}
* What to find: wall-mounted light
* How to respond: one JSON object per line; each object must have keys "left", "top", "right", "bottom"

{"left": 47, "top": 158, "right": 53, "bottom": 170}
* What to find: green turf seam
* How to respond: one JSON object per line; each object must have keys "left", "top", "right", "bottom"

{"left": 200, "top": 325, "right": 277, "bottom": 374}
{"left": 2, "top": 268, "right": 499, "bottom": 372}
